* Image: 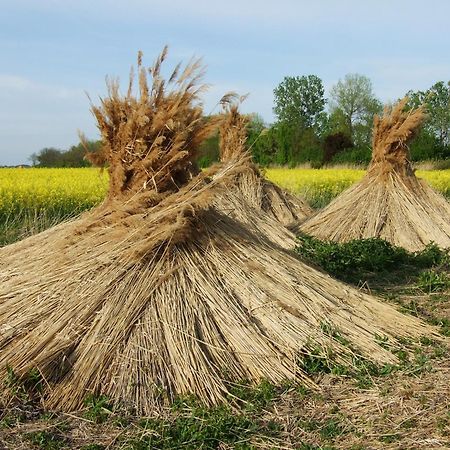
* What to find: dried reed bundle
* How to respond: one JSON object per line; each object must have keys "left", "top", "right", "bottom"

{"left": 216, "top": 99, "right": 313, "bottom": 233}
{"left": 301, "top": 98, "right": 450, "bottom": 251}
{"left": 0, "top": 57, "right": 438, "bottom": 415}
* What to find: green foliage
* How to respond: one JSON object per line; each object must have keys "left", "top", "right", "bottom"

{"left": 133, "top": 404, "right": 273, "bottom": 449}
{"left": 4, "top": 366, "right": 44, "bottom": 403}
{"left": 330, "top": 146, "right": 371, "bottom": 165}
{"left": 30, "top": 140, "right": 101, "bottom": 168}
{"left": 417, "top": 270, "right": 450, "bottom": 293}
{"left": 83, "top": 394, "right": 113, "bottom": 424}
{"left": 409, "top": 127, "right": 442, "bottom": 161}
{"left": 273, "top": 75, "right": 326, "bottom": 132}
{"left": 295, "top": 236, "right": 447, "bottom": 284}
{"left": 295, "top": 236, "right": 409, "bottom": 281}
{"left": 120, "top": 379, "right": 286, "bottom": 449}
{"left": 299, "top": 344, "right": 398, "bottom": 386}
{"left": 248, "top": 120, "right": 277, "bottom": 166}
{"left": 414, "top": 243, "right": 448, "bottom": 267}
{"left": 407, "top": 81, "right": 450, "bottom": 153}
{"left": 227, "top": 379, "right": 277, "bottom": 411}
{"left": 25, "top": 430, "right": 65, "bottom": 450}
{"left": 268, "top": 75, "right": 327, "bottom": 168}
{"left": 329, "top": 73, "right": 382, "bottom": 148}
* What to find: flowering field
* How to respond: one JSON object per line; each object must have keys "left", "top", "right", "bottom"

{"left": 1, "top": 167, "right": 449, "bottom": 218}
{"left": 266, "top": 168, "right": 450, "bottom": 207}
{"left": 0, "top": 168, "right": 108, "bottom": 219}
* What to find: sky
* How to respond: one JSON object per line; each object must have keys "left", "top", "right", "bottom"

{"left": 1, "top": 0, "right": 449, "bottom": 166}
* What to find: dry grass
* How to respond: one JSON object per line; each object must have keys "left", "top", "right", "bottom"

{"left": 0, "top": 54, "right": 440, "bottom": 417}
{"left": 301, "top": 98, "right": 450, "bottom": 252}
{"left": 217, "top": 100, "right": 313, "bottom": 232}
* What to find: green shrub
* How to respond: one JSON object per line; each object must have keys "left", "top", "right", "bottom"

{"left": 295, "top": 236, "right": 447, "bottom": 284}
{"left": 331, "top": 146, "right": 371, "bottom": 165}
{"left": 295, "top": 236, "right": 408, "bottom": 281}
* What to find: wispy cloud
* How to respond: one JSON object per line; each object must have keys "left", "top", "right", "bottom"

{"left": 0, "top": 74, "right": 83, "bottom": 99}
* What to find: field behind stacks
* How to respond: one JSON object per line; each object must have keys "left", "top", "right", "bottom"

{"left": 1, "top": 167, "right": 450, "bottom": 231}
{"left": 0, "top": 167, "right": 450, "bottom": 449}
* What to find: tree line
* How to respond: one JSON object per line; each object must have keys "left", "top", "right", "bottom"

{"left": 200, "top": 75, "right": 450, "bottom": 167}
{"left": 30, "top": 75, "right": 450, "bottom": 168}
{"left": 29, "top": 140, "right": 101, "bottom": 168}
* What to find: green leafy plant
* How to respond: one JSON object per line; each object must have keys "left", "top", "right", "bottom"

{"left": 296, "top": 236, "right": 448, "bottom": 284}
{"left": 26, "top": 430, "right": 65, "bottom": 450}
{"left": 417, "top": 270, "right": 449, "bottom": 292}
{"left": 83, "top": 394, "right": 113, "bottom": 424}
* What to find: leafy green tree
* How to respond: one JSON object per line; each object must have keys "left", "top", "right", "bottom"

{"left": 273, "top": 75, "right": 326, "bottom": 134}
{"left": 329, "top": 73, "right": 382, "bottom": 147}
{"left": 31, "top": 140, "right": 101, "bottom": 167}
{"left": 35, "top": 147, "right": 64, "bottom": 167}
{"left": 408, "top": 81, "right": 450, "bottom": 156}
{"left": 62, "top": 140, "right": 102, "bottom": 167}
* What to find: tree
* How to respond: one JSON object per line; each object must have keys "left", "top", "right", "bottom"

{"left": 273, "top": 75, "right": 326, "bottom": 133}
{"left": 35, "top": 147, "right": 64, "bottom": 167}
{"left": 28, "top": 152, "right": 39, "bottom": 166}
{"left": 323, "top": 132, "right": 354, "bottom": 164}
{"left": 62, "top": 140, "right": 101, "bottom": 167}
{"left": 329, "top": 73, "right": 381, "bottom": 145}
{"left": 31, "top": 140, "right": 102, "bottom": 167}
{"left": 407, "top": 81, "right": 450, "bottom": 154}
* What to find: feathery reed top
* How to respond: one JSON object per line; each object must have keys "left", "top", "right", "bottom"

{"left": 87, "top": 47, "right": 219, "bottom": 204}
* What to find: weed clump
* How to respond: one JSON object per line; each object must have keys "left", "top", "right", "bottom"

{"left": 296, "top": 236, "right": 448, "bottom": 284}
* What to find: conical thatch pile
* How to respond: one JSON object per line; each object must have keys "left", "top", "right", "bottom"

{"left": 0, "top": 52, "right": 439, "bottom": 415}
{"left": 301, "top": 98, "right": 450, "bottom": 252}
{"left": 216, "top": 100, "right": 313, "bottom": 233}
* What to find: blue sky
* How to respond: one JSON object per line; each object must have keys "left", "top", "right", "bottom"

{"left": 1, "top": 0, "right": 449, "bottom": 165}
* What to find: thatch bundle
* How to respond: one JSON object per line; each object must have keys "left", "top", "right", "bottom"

{"left": 300, "top": 99, "right": 450, "bottom": 252}
{"left": 0, "top": 53, "right": 438, "bottom": 414}
{"left": 216, "top": 100, "right": 313, "bottom": 233}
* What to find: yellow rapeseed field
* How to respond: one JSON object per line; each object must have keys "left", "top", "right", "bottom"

{"left": 265, "top": 168, "right": 450, "bottom": 207}
{"left": 0, "top": 167, "right": 449, "bottom": 217}
{"left": 0, "top": 168, "right": 107, "bottom": 218}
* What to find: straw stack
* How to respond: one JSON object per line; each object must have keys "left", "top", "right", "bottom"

{"left": 301, "top": 98, "right": 450, "bottom": 251}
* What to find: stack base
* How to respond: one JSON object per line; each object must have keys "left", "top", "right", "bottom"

{"left": 300, "top": 172, "right": 450, "bottom": 252}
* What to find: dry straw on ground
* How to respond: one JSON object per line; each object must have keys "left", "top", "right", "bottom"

{"left": 300, "top": 98, "right": 450, "bottom": 252}
{"left": 216, "top": 98, "right": 313, "bottom": 235}
{"left": 0, "top": 51, "right": 439, "bottom": 414}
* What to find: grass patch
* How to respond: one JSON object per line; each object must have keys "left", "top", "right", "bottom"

{"left": 417, "top": 270, "right": 450, "bottom": 293}
{"left": 295, "top": 236, "right": 448, "bottom": 285}
{"left": 25, "top": 430, "right": 65, "bottom": 450}
{"left": 133, "top": 403, "right": 279, "bottom": 449}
